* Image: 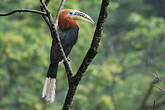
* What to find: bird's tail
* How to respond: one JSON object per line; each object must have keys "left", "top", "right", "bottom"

{"left": 42, "top": 63, "right": 58, "bottom": 103}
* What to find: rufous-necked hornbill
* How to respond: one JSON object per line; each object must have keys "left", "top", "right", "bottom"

{"left": 42, "top": 9, "right": 94, "bottom": 102}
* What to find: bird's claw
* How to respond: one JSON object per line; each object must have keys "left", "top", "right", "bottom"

{"left": 67, "top": 57, "right": 71, "bottom": 62}
{"left": 59, "top": 57, "right": 70, "bottom": 64}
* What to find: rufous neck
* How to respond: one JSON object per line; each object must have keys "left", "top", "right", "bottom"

{"left": 58, "top": 17, "right": 78, "bottom": 30}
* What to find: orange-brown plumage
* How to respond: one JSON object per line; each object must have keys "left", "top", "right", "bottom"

{"left": 58, "top": 9, "right": 78, "bottom": 30}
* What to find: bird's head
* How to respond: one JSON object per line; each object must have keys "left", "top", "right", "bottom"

{"left": 58, "top": 9, "right": 94, "bottom": 30}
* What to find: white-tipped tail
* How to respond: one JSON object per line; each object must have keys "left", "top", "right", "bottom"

{"left": 42, "top": 77, "right": 56, "bottom": 103}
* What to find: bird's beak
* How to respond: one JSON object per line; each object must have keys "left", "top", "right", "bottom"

{"left": 72, "top": 10, "right": 95, "bottom": 24}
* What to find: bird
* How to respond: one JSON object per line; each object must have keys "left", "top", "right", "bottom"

{"left": 42, "top": 9, "right": 94, "bottom": 103}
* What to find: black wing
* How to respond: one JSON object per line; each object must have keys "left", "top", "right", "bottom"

{"left": 50, "top": 26, "right": 79, "bottom": 64}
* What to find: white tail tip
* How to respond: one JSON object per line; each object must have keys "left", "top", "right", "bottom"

{"left": 42, "top": 77, "right": 56, "bottom": 103}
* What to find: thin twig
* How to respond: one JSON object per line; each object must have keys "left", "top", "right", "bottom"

{"left": 153, "top": 74, "right": 165, "bottom": 93}
{"left": 58, "top": 0, "right": 66, "bottom": 11}
{"left": 55, "top": 0, "right": 66, "bottom": 26}
{"left": 0, "top": 9, "right": 46, "bottom": 16}
{"left": 155, "top": 86, "right": 165, "bottom": 93}
{"left": 40, "top": 6, "right": 52, "bottom": 36}
{"left": 40, "top": 0, "right": 52, "bottom": 37}
{"left": 40, "top": 0, "right": 53, "bottom": 23}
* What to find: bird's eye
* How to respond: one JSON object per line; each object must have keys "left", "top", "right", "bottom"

{"left": 69, "top": 12, "right": 73, "bottom": 15}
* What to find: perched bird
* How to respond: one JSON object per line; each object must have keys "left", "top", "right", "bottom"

{"left": 42, "top": 9, "right": 94, "bottom": 102}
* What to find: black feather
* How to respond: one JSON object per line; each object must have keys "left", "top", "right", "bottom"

{"left": 46, "top": 26, "right": 79, "bottom": 78}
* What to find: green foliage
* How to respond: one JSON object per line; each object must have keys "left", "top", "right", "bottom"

{"left": 0, "top": 0, "right": 165, "bottom": 110}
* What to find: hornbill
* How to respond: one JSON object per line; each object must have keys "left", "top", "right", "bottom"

{"left": 42, "top": 9, "right": 94, "bottom": 102}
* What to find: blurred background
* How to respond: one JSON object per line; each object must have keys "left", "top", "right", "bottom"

{"left": 0, "top": 0, "right": 165, "bottom": 110}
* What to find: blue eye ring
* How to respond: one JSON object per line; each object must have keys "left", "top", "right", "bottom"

{"left": 68, "top": 11, "right": 74, "bottom": 17}
{"left": 69, "top": 12, "right": 73, "bottom": 15}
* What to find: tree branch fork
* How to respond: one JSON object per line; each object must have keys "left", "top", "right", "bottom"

{"left": 0, "top": 0, "right": 110, "bottom": 110}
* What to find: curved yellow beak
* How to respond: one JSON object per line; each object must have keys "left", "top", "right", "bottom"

{"left": 72, "top": 10, "right": 95, "bottom": 24}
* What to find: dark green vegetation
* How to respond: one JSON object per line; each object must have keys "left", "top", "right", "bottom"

{"left": 0, "top": 0, "right": 165, "bottom": 110}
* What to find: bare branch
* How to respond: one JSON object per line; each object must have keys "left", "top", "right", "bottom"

{"left": 40, "top": 0, "right": 73, "bottom": 81}
{"left": 41, "top": 0, "right": 53, "bottom": 27}
{"left": 55, "top": 0, "right": 66, "bottom": 26}
{"left": 45, "top": 0, "right": 51, "bottom": 5}
{"left": 62, "top": 0, "right": 110, "bottom": 110}
{"left": 40, "top": 0, "right": 52, "bottom": 36}
{"left": 0, "top": 9, "right": 46, "bottom": 16}
{"left": 153, "top": 74, "right": 165, "bottom": 93}
{"left": 74, "top": 0, "right": 110, "bottom": 82}
{"left": 40, "top": 5, "right": 52, "bottom": 36}
{"left": 155, "top": 86, "right": 165, "bottom": 93}
{"left": 145, "top": 99, "right": 165, "bottom": 110}
{"left": 138, "top": 76, "right": 162, "bottom": 110}
{"left": 58, "top": 0, "right": 66, "bottom": 11}
{"left": 40, "top": 0, "right": 54, "bottom": 23}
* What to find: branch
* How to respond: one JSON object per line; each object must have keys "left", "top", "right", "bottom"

{"left": 55, "top": 0, "right": 66, "bottom": 26}
{"left": 0, "top": 9, "right": 46, "bottom": 16}
{"left": 40, "top": 0, "right": 52, "bottom": 37}
{"left": 40, "top": 0, "right": 73, "bottom": 82}
{"left": 40, "top": 6, "right": 51, "bottom": 32}
{"left": 145, "top": 99, "right": 165, "bottom": 110}
{"left": 74, "top": 0, "right": 110, "bottom": 83}
{"left": 45, "top": 0, "right": 51, "bottom": 5}
{"left": 155, "top": 85, "right": 165, "bottom": 93}
{"left": 79, "top": 0, "right": 109, "bottom": 79}
{"left": 58, "top": 0, "right": 66, "bottom": 11}
{"left": 138, "top": 76, "right": 161, "bottom": 110}
{"left": 52, "top": 0, "right": 74, "bottom": 81}
{"left": 40, "top": 0, "right": 54, "bottom": 23}
{"left": 153, "top": 75, "right": 165, "bottom": 93}
{"left": 62, "top": 0, "right": 110, "bottom": 110}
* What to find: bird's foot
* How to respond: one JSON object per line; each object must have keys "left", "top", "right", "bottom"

{"left": 59, "top": 57, "right": 70, "bottom": 64}
{"left": 67, "top": 57, "right": 71, "bottom": 62}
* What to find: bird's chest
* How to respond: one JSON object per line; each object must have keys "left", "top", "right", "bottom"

{"left": 59, "top": 27, "right": 79, "bottom": 48}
